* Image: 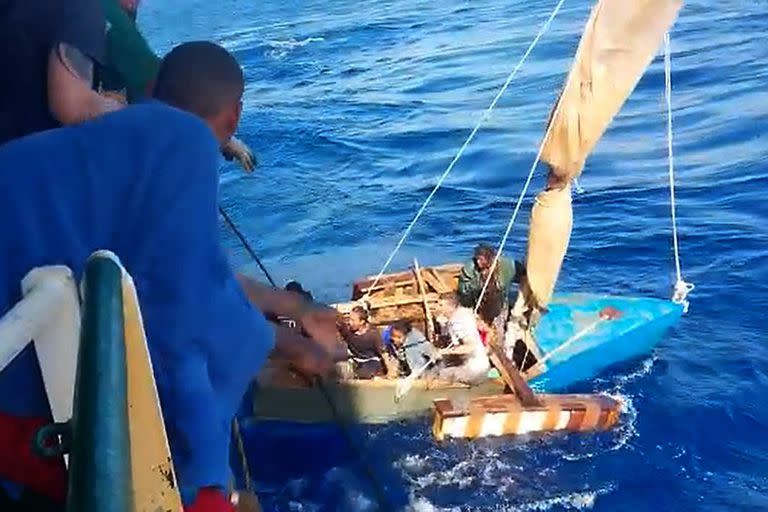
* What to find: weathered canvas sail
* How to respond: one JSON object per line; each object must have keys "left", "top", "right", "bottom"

{"left": 519, "top": 0, "right": 683, "bottom": 319}
{"left": 541, "top": 0, "right": 683, "bottom": 181}
{"left": 524, "top": 185, "right": 573, "bottom": 310}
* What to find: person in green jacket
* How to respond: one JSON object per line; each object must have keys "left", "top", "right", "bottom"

{"left": 97, "top": 0, "right": 256, "bottom": 171}
{"left": 457, "top": 243, "right": 524, "bottom": 342}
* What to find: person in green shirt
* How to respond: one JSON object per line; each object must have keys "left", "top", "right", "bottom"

{"left": 97, "top": 0, "right": 256, "bottom": 171}
{"left": 457, "top": 243, "right": 524, "bottom": 343}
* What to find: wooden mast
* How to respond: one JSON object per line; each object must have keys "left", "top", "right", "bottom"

{"left": 412, "top": 258, "right": 436, "bottom": 342}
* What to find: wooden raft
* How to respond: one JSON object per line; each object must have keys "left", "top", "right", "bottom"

{"left": 432, "top": 393, "right": 620, "bottom": 441}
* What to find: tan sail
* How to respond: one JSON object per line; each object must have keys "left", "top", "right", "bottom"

{"left": 524, "top": 185, "right": 573, "bottom": 311}
{"left": 541, "top": 0, "right": 683, "bottom": 181}
{"left": 517, "top": 0, "right": 683, "bottom": 316}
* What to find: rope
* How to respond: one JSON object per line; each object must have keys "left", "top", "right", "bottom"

{"left": 219, "top": 208, "right": 391, "bottom": 511}
{"left": 310, "top": 376, "right": 394, "bottom": 511}
{"left": 663, "top": 33, "right": 694, "bottom": 313}
{"left": 524, "top": 318, "right": 602, "bottom": 376}
{"left": 473, "top": 84, "right": 568, "bottom": 314}
{"left": 231, "top": 418, "right": 254, "bottom": 494}
{"left": 362, "top": 0, "right": 568, "bottom": 301}
{"left": 219, "top": 205, "right": 277, "bottom": 287}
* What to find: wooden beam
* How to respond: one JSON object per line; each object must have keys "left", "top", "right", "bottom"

{"left": 363, "top": 293, "right": 442, "bottom": 310}
{"left": 425, "top": 268, "right": 452, "bottom": 294}
{"left": 413, "top": 259, "right": 435, "bottom": 342}
{"left": 487, "top": 344, "right": 540, "bottom": 407}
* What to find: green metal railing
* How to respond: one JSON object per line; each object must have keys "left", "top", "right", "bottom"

{"left": 36, "top": 253, "right": 133, "bottom": 511}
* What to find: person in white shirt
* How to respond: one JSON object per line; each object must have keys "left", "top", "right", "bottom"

{"left": 434, "top": 295, "right": 490, "bottom": 384}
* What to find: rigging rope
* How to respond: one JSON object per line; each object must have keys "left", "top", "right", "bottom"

{"left": 362, "top": 0, "right": 568, "bottom": 301}
{"left": 663, "top": 33, "right": 694, "bottom": 312}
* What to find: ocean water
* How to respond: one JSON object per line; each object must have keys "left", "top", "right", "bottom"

{"left": 140, "top": 0, "right": 768, "bottom": 510}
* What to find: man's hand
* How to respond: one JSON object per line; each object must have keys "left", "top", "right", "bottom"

{"left": 297, "top": 306, "right": 348, "bottom": 363}
{"left": 222, "top": 136, "right": 257, "bottom": 172}
{"left": 273, "top": 323, "right": 347, "bottom": 378}
{"left": 101, "top": 91, "right": 127, "bottom": 105}
{"left": 285, "top": 331, "right": 339, "bottom": 377}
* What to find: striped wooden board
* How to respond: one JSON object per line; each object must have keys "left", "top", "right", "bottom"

{"left": 432, "top": 393, "right": 620, "bottom": 441}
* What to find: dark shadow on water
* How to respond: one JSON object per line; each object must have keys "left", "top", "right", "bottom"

{"left": 230, "top": 381, "right": 412, "bottom": 512}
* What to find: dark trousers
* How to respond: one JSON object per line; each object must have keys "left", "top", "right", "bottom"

{"left": 0, "top": 486, "right": 64, "bottom": 512}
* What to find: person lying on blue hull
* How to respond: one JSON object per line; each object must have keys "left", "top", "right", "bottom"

{"left": 0, "top": 41, "right": 345, "bottom": 512}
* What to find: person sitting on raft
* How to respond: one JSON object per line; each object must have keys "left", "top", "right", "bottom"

{"left": 385, "top": 320, "right": 434, "bottom": 377}
{"left": 0, "top": 41, "right": 344, "bottom": 512}
{"left": 433, "top": 295, "right": 490, "bottom": 385}
{"left": 457, "top": 243, "right": 525, "bottom": 343}
{"left": 338, "top": 306, "right": 398, "bottom": 379}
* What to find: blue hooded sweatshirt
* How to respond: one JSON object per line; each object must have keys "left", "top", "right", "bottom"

{"left": 0, "top": 102, "right": 275, "bottom": 503}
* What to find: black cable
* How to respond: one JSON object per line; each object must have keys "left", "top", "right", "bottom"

{"left": 219, "top": 205, "right": 277, "bottom": 287}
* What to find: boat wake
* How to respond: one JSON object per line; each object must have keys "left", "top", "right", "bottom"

{"left": 562, "top": 355, "right": 658, "bottom": 461}
{"left": 251, "top": 356, "right": 659, "bottom": 510}
{"left": 595, "top": 354, "right": 658, "bottom": 392}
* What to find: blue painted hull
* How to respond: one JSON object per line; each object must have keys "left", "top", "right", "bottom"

{"left": 528, "top": 293, "right": 683, "bottom": 392}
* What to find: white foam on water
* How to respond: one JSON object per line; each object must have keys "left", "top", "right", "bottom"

{"left": 265, "top": 37, "right": 325, "bottom": 59}
{"left": 510, "top": 485, "right": 613, "bottom": 511}
{"left": 400, "top": 486, "right": 613, "bottom": 512}
{"left": 591, "top": 354, "right": 657, "bottom": 392}
{"left": 267, "top": 36, "right": 325, "bottom": 49}
{"left": 405, "top": 495, "right": 460, "bottom": 512}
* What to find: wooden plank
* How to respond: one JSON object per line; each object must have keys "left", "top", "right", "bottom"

{"left": 543, "top": 402, "right": 562, "bottom": 431}
{"left": 566, "top": 408, "right": 586, "bottom": 430}
{"left": 581, "top": 401, "right": 602, "bottom": 431}
{"left": 364, "top": 293, "right": 442, "bottom": 310}
{"left": 352, "top": 263, "right": 463, "bottom": 299}
{"left": 420, "top": 269, "right": 450, "bottom": 295}
{"left": 427, "top": 268, "right": 452, "bottom": 293}
{"left": 413, "top": 259, "right": 436, "bottom": 342}
{"left": 465, "top": 406, "right": 485, "bottom": 439}
{"left": 487, "top": 344, "right": 540, "bottom": 407}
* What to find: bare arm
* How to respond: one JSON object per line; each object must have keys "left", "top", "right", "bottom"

{"left": 47, "top": 43, "right": 123, "bottom": 125}
{"left": 236, "top": 273, "right": 348, "bottom": 372}
{"left": 236, "top": 273, "right": 315, "bottom": 319}
{"left": 271, "top": 324, "right": 344, "bottom": 376}
{"left": 381, "top": 350, "right": 400, "bottom": 379}
{"left": 441, "top": 343, "right": 475, "bottom": 356}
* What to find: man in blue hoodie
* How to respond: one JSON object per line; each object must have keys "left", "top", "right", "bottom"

{"left": 0, "top": 41, "right": 342, "bottom": 511}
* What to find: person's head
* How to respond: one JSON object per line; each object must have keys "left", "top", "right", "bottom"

{"left": 438, "top": 294, "right": 460, "bottom": 317}
{"left": 153, "top": 41, "right": 245, "bottom": 147}
{"left": 348, "top": 306, "right": 369, "bottom": 331}
{"left": 284, "top": 280, "right": 303, "bottom": 293}
{"left": 473, "top": 244, "right": 496, "bottom": 273}
{"left": 389, "top": 320, "right": 412, "bottom": 347}
{"left": 285, "top": 280, "right": 313, "bottom": 302}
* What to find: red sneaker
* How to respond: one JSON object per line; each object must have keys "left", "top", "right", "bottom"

{"left": 184, "top": 488, "right": 236, "bottom": 512}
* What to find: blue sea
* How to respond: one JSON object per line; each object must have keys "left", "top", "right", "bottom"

{"left": 141, "top": 0, "right": 768, "bottom": 510}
